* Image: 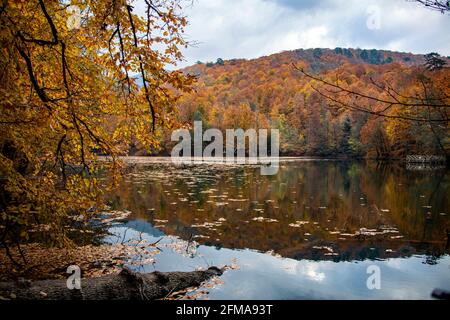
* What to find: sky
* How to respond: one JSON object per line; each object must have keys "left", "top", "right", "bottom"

{"left": 138, "top": 0, "right": 450, "bottom": 68}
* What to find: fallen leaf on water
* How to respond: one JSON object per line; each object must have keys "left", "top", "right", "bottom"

{"left": 252, "top": 217, "right": 278, "bottom": 223}
{"left": 289, "top": 221, "right": 309, "bottom": 228}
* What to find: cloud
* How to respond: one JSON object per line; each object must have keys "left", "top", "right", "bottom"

{"left": 138, "top": 0, "right": 450, "bottom": 68}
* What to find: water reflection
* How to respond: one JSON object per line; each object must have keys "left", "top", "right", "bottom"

{"left": 105, "top": 220, "right": 450, "bottom": 300}
{"left": 108, "top": 159, "right": 450, "bottom": 263}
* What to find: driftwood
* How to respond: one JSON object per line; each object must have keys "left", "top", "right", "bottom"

{"left": 0, "top": 267, "right": 223, "bottom": 300}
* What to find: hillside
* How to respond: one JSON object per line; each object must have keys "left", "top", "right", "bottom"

{"left": 186, "top": 48, "right": 427, "bottom": 75}
{"left": 170, "top": 48, "right": 449, "bottom": 158}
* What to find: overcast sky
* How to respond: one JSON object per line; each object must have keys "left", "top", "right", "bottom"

{"left": 140, "top": 0, "right": 450, "bottom": 68}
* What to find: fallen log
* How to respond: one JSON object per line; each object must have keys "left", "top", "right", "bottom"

{"left": 0, "top": 267, "right": 223, "bottom": 300}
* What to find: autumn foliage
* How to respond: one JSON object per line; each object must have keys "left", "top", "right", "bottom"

{"left": 175, "top": 49, "right": 449, "bottom": 158}
{"left": 0, "top": 0, "right": 193, "bottom": 253}
{"left": 0, "top": 1, "right": 449, "bottom": 260}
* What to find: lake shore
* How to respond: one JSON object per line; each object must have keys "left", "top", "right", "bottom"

{"left": 0, "top": 243, "right": 223, "bottom": 300}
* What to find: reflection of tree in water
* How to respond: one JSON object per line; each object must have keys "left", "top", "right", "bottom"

{"left": 108, "top": 161, "right": 450, "bottom": 262}
{"left": 361, "top": 162, "right": 449, "bottom": 242}
{"left": 424, "top": 254, "right": 439, "bottom": 266}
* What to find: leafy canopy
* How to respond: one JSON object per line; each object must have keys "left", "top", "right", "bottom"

{"left": 0, "top": 0, "right": 194, "bottom": 249}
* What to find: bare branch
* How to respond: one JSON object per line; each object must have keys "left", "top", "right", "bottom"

{"left": 127, "top": 4, "right": 156, "bottom": 132}
{"left": 410, "top": 0, "right": 450, "bottom": 13}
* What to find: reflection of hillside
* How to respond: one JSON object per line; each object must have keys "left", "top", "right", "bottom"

{"left": 359, "top": 162, "right": 450, "bottom": 241}
{"left": 282, "top": 238, "right": 448, "bottom": 263}
{"left": 107, "top": 161, "right": 450, "bottom": 262}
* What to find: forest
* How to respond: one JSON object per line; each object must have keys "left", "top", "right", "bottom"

{"left": 0, "top": 0, "right": 449, "bottom": 302}
{"left": 150, "top": 48, "right": 450, "bottom": 158}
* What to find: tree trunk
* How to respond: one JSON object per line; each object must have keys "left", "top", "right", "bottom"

{"left": 0, "top": 267, "right": 223, "bottom": 300}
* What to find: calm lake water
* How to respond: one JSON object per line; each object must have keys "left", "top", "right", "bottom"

{"left": 104, "top": 158, "right": 450, "bottom": 299}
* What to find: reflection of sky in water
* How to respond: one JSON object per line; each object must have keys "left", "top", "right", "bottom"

{"left": 106, "top": 221, "right": 450, "bottom": 300}
{"left": 103, "top": 159, "right": 450, "bottom": 299}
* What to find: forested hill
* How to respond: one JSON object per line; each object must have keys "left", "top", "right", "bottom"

{"left": 172, "top": 48, "right": 449, "bottom": 158}
{"left": 186, "top": 48, "right": 427, "bottom": 75}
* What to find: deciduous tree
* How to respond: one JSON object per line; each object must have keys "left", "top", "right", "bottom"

{"left": 0, "top": 0, "right": 194, "bottom": 257}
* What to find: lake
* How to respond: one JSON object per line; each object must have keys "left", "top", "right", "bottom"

{"left": 104, "top": 158, "right": 450, "bottom": 299}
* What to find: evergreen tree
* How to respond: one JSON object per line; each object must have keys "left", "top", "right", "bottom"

{"left": 340, "top": 117, "right": 352, "bottom": 155}
{"left": 425, "top": 53, "right": 447, "bottom": 71}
